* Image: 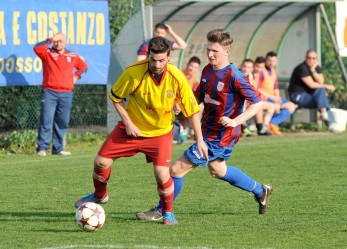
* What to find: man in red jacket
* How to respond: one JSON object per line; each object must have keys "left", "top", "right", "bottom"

{"left": 34, "top": 33, "right": 88, "bottom": 156}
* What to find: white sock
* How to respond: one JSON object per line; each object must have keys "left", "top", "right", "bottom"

{"left": 320, "top": 112, "right": 328, "bottom": 121}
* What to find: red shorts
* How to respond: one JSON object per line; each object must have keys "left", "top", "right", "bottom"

{"left": 98, "top": 122, "right": 173, "bottom": 166}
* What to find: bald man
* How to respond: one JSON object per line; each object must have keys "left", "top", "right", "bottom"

{"left": 34, "top": 33, "right": 88, "bottom": 156}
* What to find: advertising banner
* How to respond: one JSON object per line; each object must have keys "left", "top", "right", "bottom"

{"left": 0, "top": 0, "right": 110, "bottom": 86}
{"left": 335, "top": 0, "right": 347, "bottom": 57}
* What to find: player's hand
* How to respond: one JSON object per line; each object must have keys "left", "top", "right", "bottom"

{"left": 73, "top": 75, "right": 78, "bottom": 83}
{"left": 326, "top": 84, "right": 335, "bottom": 91}
{"left": 310, "top": 61, "right": 318, "bottom": 72}
{"left": 219, "top": 116, "right": 237, "bottom": 127}
{"left": 275, "top": 103, "right": 281, "bottom": 114}
{"left": 125, "top": 122, "right": 141, "bottom": 137}
{"left": 164, "top": 23, "right": 173, "bottom": 33}
{"left": 173, "top": 103, "right": 181, "bottom": 115}
{"left": 196, "top": 139, "right": 209, "bottom": 162}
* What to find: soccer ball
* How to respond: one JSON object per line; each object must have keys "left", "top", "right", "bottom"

{"left": 75, "top": 202, "right": 106, "bottom": 232}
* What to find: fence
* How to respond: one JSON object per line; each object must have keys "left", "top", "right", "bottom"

{"left": 0, "top": 85, "right": 107, "bottom": 133}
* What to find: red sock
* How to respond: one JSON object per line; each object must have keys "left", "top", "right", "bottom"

{"left": 157, "top": 177, "right": 174, "bottom": 213}
{"left": 93, "top": 167, "right": 111, "bottom": 199}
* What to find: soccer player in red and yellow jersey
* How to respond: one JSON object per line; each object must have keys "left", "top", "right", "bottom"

{"left": 137, "top": 30, "right": 273, "bottom": 221}
{"left": 258, "top": 51, "right": 297, "bottom": 135}
{"left": 75, "top": 37, "right": 208, "bottom": 225}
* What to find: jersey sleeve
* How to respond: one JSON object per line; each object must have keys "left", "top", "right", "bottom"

{"left": 74, "top": 56, "right": 88, "bottom": 79}
{"left": 137, "top": 41, "right": 148, "bottom": 56}
{"left": 235, "top": 75, "right": 262, "bottom": 105}
{"left": 109, "top": 69, "right": 137, "bottom": 103}
{"left": 33, "top": 38, "right": 53, "bottom": 60}
{"left": 175, "top": 71, "right": 199, "bottom": 117}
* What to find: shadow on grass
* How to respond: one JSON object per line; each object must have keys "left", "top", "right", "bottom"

{"left": 33, "top": 229, "right": 80, "bottom": 233}
{"left": 0, "top": 211, "right": 76, "bottom": 223}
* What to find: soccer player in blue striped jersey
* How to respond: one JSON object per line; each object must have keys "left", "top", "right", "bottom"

{"left": 137, "top": 29, "right": 273, "bottom": 221}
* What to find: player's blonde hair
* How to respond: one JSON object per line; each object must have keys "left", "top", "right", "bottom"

{"left": 207, "top": 29, "right": 233, "bottom": 48}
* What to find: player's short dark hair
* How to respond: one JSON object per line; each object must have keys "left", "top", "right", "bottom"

{"left": 242, "top": 58, "right": 254, "bottom": 65}
{"left": 148, "top": 36, "right": 171, "bottom": 55}
{"left": 188, "top": 56, "right": 201, "bottom": 65}
{"left": 266, "top": 51, "right": 277, "bottom": 58}
{"left": 255, "top": 56, "right": 266, "bottom": 64}
{"left": 306, "top": 49, "right": 316, "bottom": 57}
{"left": 207, "top": 29, "right": 233, "bottom": 47}
{"left": 154, "top": 23, "right": 167, "bottom": 30}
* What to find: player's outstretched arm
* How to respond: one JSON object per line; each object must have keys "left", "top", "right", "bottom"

{"left": 188, "top": 113, "right": 209, "bottom": 161}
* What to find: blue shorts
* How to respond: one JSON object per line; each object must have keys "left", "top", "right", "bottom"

{"left": 183, "top": 139, "right": 233, "bottom": 167}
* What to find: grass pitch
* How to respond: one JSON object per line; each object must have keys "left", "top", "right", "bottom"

{"left": 0, "top": 132, "right": 346, "bottom": 249}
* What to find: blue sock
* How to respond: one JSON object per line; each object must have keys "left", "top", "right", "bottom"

{"left": 270, "top": 109, "right": 291, "bottom": 125}
{"left": 156, "top": 176, "right": 184, "bottom": 213}
{"left": 221, "top": 166, "right": 263, "bottom": 197}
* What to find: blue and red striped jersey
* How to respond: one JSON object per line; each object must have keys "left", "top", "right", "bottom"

{"left": 195, "top": 63, "right": 261, "bottom": 147}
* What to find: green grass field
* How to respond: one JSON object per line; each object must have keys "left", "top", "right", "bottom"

{"left": 0, "top": 133, "right": 346, "bottom": 249}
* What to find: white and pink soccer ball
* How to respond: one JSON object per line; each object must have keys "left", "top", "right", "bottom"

{"left": 75, "top": 202, "right": 106, "bottom": 232}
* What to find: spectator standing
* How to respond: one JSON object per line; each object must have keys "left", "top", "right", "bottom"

{"left": 288, "top": 50, "right": 335, "bottom": 130}
{"left": 137, "top": 23, "right": 187, "bottom": 61}
{"left": 34, "top": 33, "right": 88, "bottom": 156}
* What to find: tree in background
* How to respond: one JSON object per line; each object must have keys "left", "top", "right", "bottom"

{"left": 321, "top": 3, "right": 347, "bottom": 109}
{"left": 108, "top": 0, "right": 158, "bottom": 43}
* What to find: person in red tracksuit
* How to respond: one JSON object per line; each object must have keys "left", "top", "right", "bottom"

{"left": 34, "top": 33, "right": 88, "bottom": 156}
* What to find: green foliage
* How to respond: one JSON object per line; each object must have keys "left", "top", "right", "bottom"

{"left": 108, "top": 0, "right": 158, "bottom": 43}
{"left": 0, "top": 130, "right": 37, "bottom": 154}
{"left": 0, "top": 85, "right": 107, "bottom": 131}
{"left": 0, "top": 130, "right": 107, "bottom": 154}
{"left": 0, "top": 86, "right": 41, "bottom": 131}
{"left": 321, "top": 3, "right": 347, "bottom": 109}
{"left": 330, "top": 83, "right": 347, "bottom": 109}
{"left": 0, "top": 134, "right": 346, "bottom": 248}
{"left": 67, "top": 131, "right": 107, "bottom": 145}
{"left": 70, "top": 85, "right": 107, "bottom": 127}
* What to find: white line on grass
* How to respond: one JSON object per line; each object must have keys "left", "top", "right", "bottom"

{"left": 39, "top": 244, "right": 230, "bottom": 249}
